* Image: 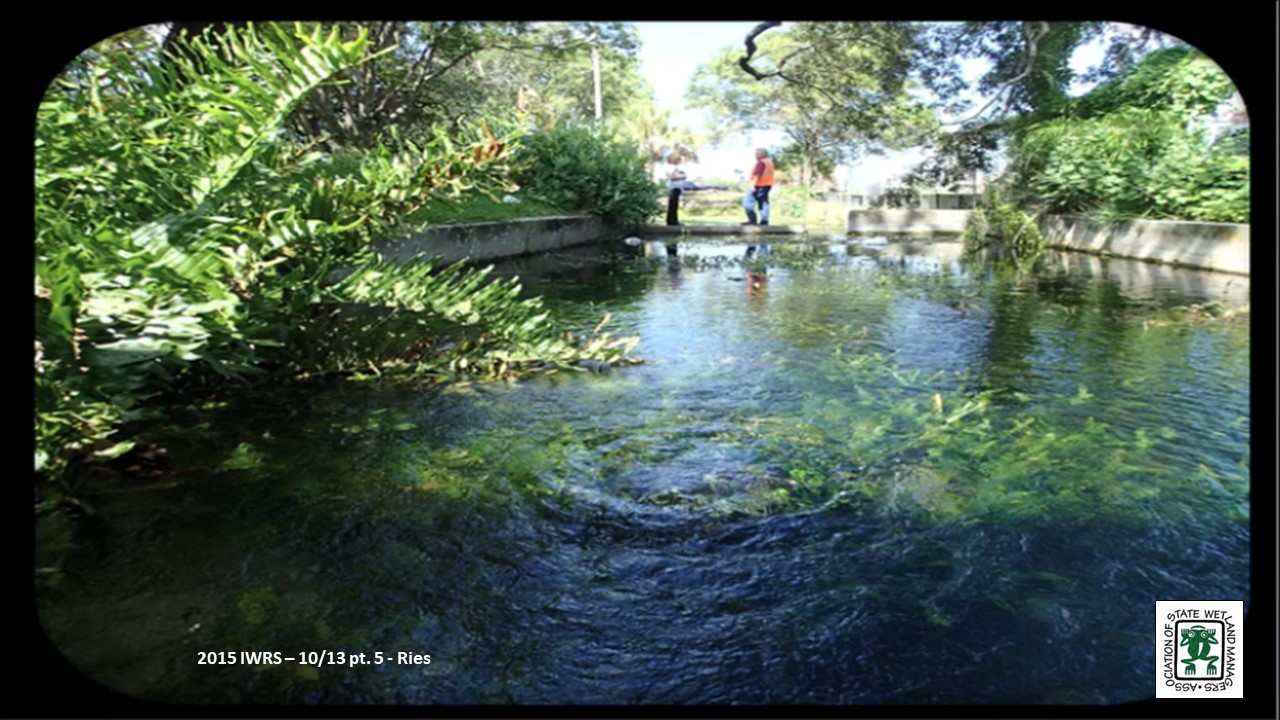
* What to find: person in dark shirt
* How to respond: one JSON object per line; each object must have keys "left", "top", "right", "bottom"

{"left": 665, "top": 154, "right": 728, "bottom": 226}
{"left": 666, "top": 156, "right": 689, "bottom": 226}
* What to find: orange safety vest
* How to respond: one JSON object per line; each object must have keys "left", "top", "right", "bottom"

{"left": 752, "top": 158, "right": 775, "bottom": 187}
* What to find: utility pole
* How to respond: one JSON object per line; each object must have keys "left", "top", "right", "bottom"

{"left": 592, "top": 44, "right": 603, "bottom": 121}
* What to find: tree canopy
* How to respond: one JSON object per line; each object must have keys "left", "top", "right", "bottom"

{"left": 149, "top": 21, "right": 654, "bottom": 150}
{"left": 708, "top": 22, "right": 1200, "bottom": 187}
{"left": 908, "top": 21, "right": 1189, "bottom": 185}
{"left": 701, "top": 21, "right": 1245, "bottom": 223}
{"left": 689, "top": 22, "right": 935, "bottom": 188}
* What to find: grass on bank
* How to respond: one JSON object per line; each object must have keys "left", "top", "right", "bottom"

{"left": 405, "top": 194, "right": 571, "bottom": 228}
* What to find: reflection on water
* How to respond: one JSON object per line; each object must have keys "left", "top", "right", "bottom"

{"left": 38, "top": 238, "right": 1250, "bottom": 705}
{"left": 1038, "top": 249, "right": 1249, "bottom": 305}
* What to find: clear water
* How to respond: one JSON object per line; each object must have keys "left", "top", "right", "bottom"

{"left": 37, "top": 238, "right": 1250, "bottom": 704}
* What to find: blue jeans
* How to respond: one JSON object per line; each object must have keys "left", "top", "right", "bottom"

{"left": 743, "top": 186, "right": 771, "bottom": 224}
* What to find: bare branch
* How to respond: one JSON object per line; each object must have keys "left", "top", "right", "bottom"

{"left": 942, "top": 21, "right": 1049, "bottom": 127}
{"left": 739, "top": 21, "right": 783, "bottom": 79}
{"left": 775, "top": 47, "right": 805, "bottom": 72}
{"left": 405, "top": 27, "right": 446, "bottom": 90}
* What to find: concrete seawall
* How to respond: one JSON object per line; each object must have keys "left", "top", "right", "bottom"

{"left": 1037, "top": 215, "right": 1249, "bottom": 276}
{"left": 847, "top": 209, "right": 971, "bottom": 235}
{"left": 848, "top": 208, "right": 1252, "bottom": 276}
{"left": 373, "top": 215, "right": 612, "bottom": 265}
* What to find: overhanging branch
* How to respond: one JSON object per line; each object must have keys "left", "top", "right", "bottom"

{"left": 739, "top": 21, "right": 783, "bottom": 79}
{"left": 942, "top": 21, "right": 1050, "bottom": 127}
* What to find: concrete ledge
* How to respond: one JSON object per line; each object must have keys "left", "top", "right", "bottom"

{"left": 847, "top": 209, "right": 971, "bottom": 234}
{"left": 1039, "top": 215, "right": 1249, "bottom": 276}
{"left": 640, "top": 224, "right": 806, "bottom": 236}
{"left": 373, "top": 215, "right": 611, "bottom": 265}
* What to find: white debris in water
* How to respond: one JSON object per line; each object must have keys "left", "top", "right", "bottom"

{"left": 623, "top": 236, "right": 643, "bottom": 246}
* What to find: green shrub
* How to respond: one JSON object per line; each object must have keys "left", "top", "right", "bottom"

{"left": 511, "top": 124, "right": 661, "bottom": 228}
{"left": 1016, "top": 108, "right": 1174, "bottom": 216}
{"left": 1014, "top": 108, "right": 1247, "bottom": 223}
{"left": 1006, "top": 48, "right": 1248, "bottom": 223}
{"left": 35, "top": 24, "right": 636, "bottom": 487}
{"left": 1147, "top": 130, "right": 1249, "bottom": 223}
{"left": 963, "top": 182, "right": 1045, "bottom": 254}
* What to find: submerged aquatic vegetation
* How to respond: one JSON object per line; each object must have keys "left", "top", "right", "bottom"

{"left": 378, "top": 333, "right": 1249, "bottom": 526}
{"left": 736, "top": 340, "right": 1247, "bottom": 523}
{"left": 559, "top": 261, "right": 1244, "bottom": 523}
{"left": 516, "top": 242, "right": 1251, "bottom": 524}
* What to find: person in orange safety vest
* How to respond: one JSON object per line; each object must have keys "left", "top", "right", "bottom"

{"left": 743, "top": 148, "right": 774, "bottom": 226}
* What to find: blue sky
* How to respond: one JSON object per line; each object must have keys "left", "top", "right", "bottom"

{"left": 632, "top": 22, "right": 750, "bottom": 112}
